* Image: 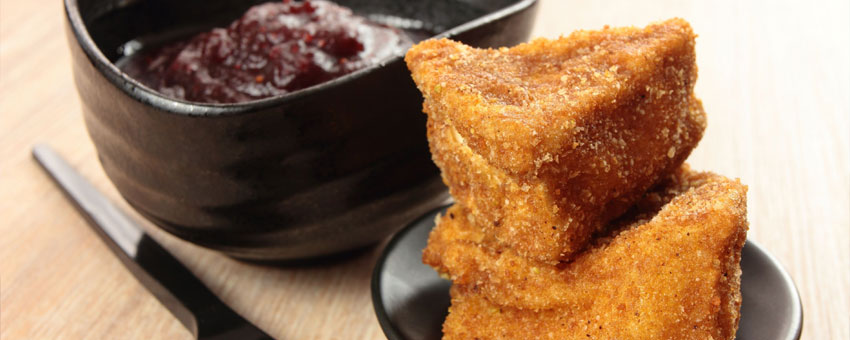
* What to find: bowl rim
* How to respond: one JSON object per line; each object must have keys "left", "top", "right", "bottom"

{"left": 64, "top": 0, "right": 538, "bottom": 116}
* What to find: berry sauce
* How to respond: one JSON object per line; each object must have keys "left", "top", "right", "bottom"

{"left": 119, "top": 0, "right": 412, "bottom": 103}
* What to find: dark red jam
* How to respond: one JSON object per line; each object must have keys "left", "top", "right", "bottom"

{"left": 120, "top": 0, "right": 412, "bottom": 103}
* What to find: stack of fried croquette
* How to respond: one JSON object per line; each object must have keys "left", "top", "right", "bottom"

{"left": 405, "top": 19, "right": 748, "bottom": 340}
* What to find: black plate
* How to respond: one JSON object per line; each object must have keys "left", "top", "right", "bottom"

{"left": 372, "top": 206, "right": 803, "bottom": 340}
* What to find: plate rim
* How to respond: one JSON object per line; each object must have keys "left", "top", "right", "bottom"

{"left": 372, "top": 205, "right": 450, "bottom": 340}
{"left": 748, "top": 238, "right": 804, "bottom": 340}
{"left": 371, "top": 205, "right": 804, "bottom": 340}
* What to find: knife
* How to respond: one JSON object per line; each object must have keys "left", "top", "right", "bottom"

{"left": 32, "top": 144, "right": 274, "bottom": 340}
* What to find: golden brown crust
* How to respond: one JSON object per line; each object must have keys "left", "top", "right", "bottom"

{"left": 412, "top": 19, "right": 746, "bottom": 339}
{"left": 407, "top": 18, "right": 703, "bottom": 176}
{"left": 425, "top": 167, "right": 748, "bottom": 340}
{"left": 409, "top": 18, "right": 706, "bottom": 263}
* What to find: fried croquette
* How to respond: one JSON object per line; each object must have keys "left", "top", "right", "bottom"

{"left": 423, "top": 166, "right": 748, "bottom": 339}
{"left": 407, "top": 18, "right": 707, "bottom": 264}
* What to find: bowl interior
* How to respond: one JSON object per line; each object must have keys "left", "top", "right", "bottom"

{"left": 74, "top": 0, "right": 526, "bottom": 63}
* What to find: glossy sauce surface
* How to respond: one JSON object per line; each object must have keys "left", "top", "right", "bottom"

{"left": 120, "top": 0, "right": 413, "bottom": 103}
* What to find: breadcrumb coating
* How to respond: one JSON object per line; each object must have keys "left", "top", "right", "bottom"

{"left": 407, "top": 18, "right": 707, "bottom": 263}
{"left": 425, "top": 166, "right": 748, "bottom": 339}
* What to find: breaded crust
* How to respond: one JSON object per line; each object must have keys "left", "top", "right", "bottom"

{"left": 426, "top": 98, "right": 705, "bottom": 264}
{"left": 424, "top": 166, "right": 748, "bottom": 340}
{"left": 408, "top": 19, "right": 707, "bottom": 263}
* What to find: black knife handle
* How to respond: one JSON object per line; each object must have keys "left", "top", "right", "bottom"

{"left": 33, "top": 144, "right": 273, "bottom": 340}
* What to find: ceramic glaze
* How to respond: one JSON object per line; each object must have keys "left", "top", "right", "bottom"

{"left": 64, "top": 0, "right": 539, "bottom": 260}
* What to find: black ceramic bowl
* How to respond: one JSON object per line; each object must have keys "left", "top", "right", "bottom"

{"left": 64, "top": 0, "right": 538, "bottom": 260}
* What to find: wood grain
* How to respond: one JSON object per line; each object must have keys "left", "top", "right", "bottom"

{"left": 1, "top": 0, "right": 847, "bottom": 339}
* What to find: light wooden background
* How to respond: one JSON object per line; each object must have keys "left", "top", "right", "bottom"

{"left": 1, "top": 0, "right": 847, "bottom": 339}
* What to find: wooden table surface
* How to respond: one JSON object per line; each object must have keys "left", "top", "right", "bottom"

{"left": 2, "top": 0, "right": 848, "bottom": 339}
